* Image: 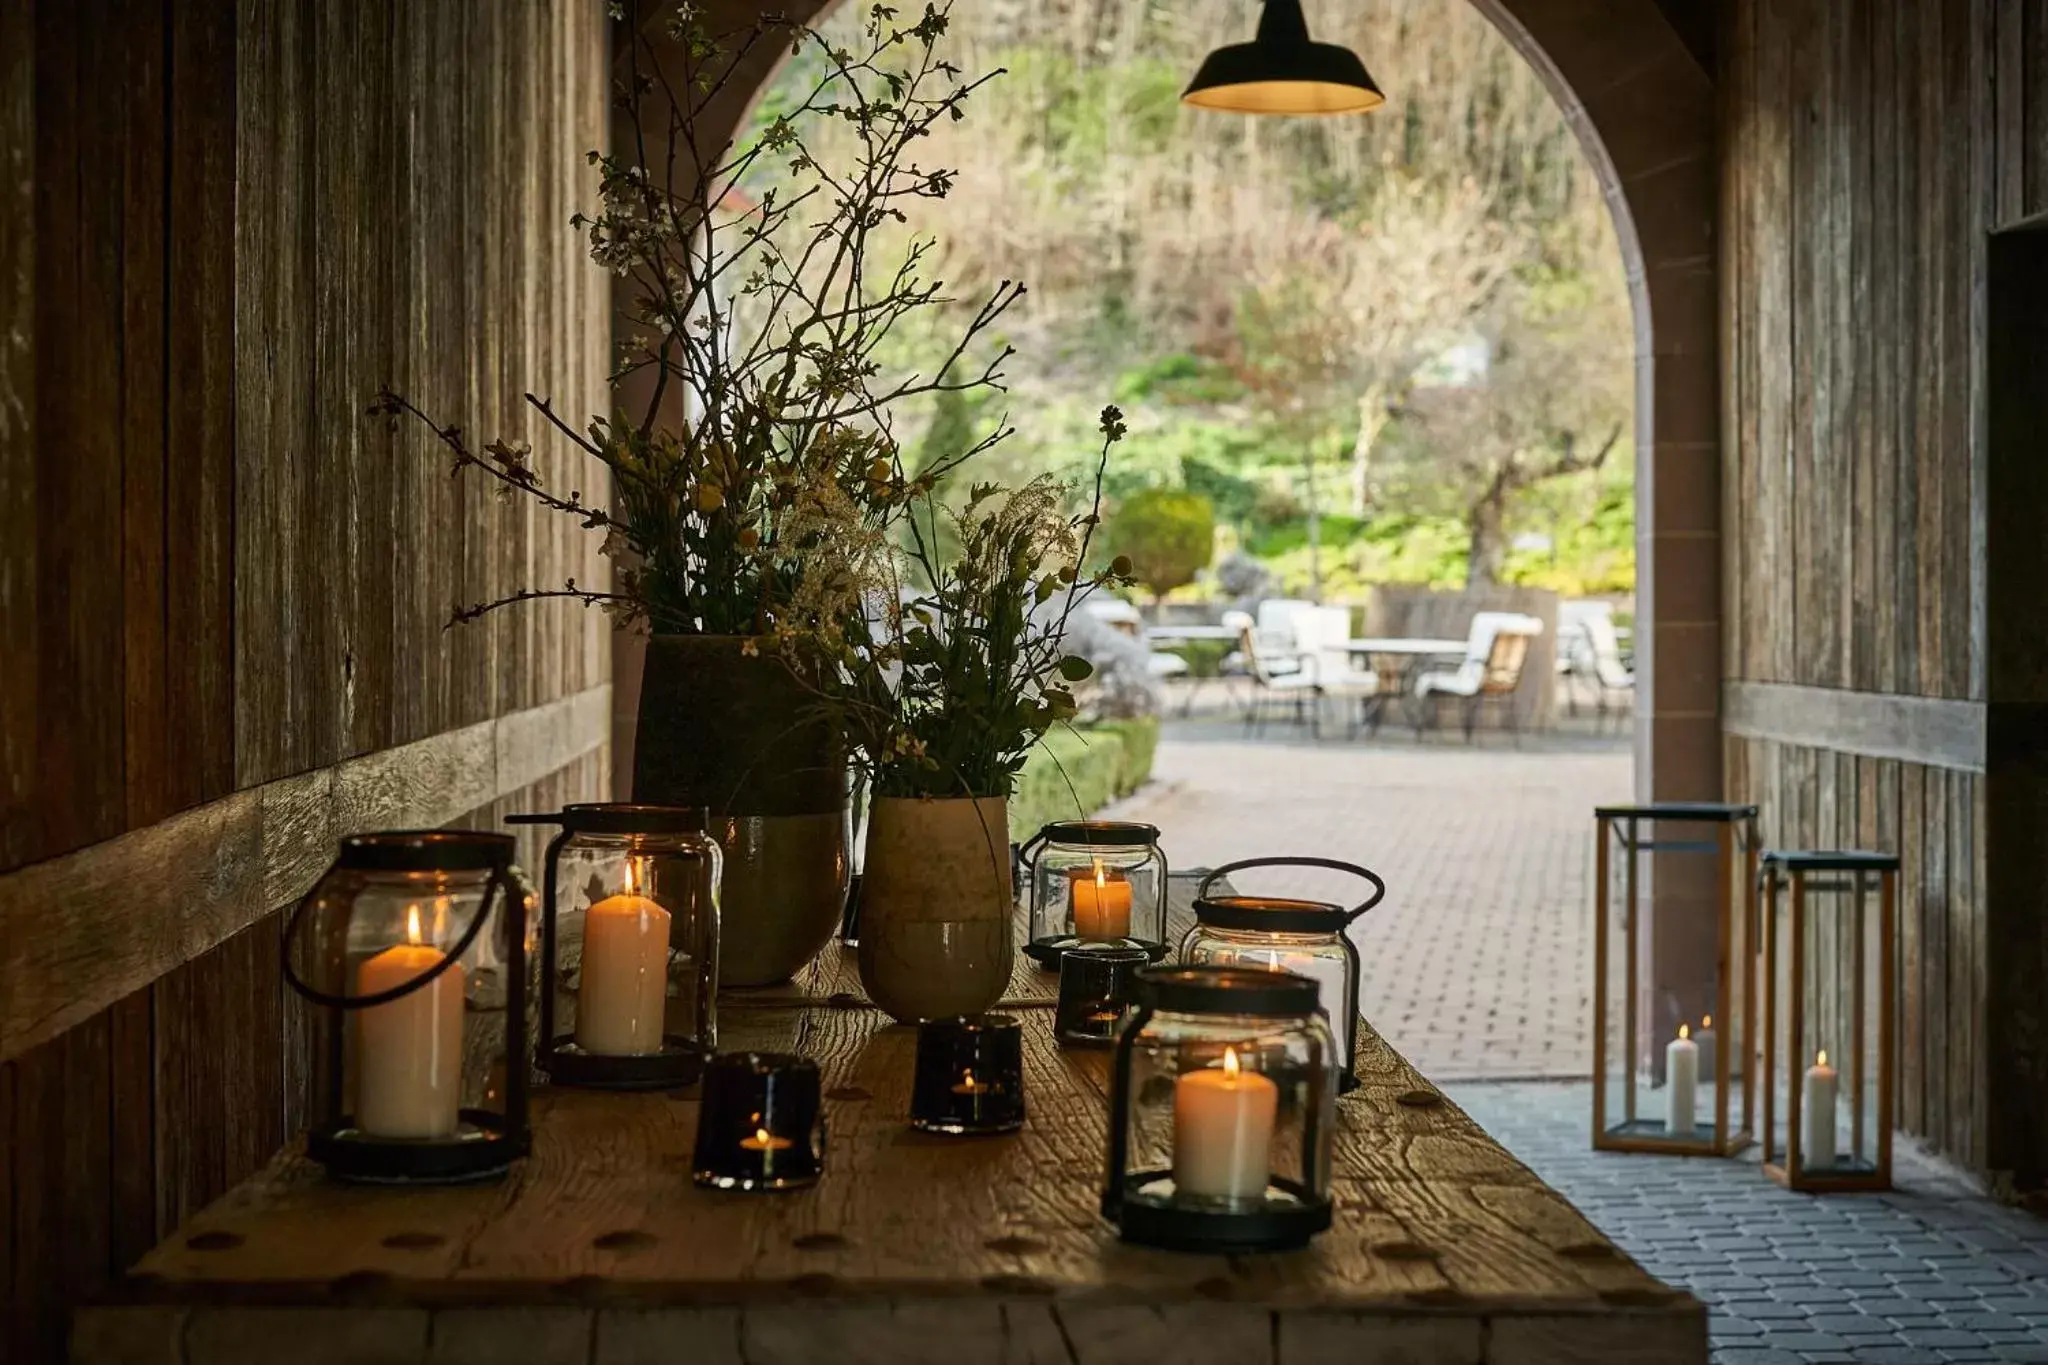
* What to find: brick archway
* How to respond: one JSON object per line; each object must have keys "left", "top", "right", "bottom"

{"left": 620, "top": 0, "right": 1722, "bottom": 806}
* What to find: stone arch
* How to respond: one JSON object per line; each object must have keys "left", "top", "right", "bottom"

{"left": 626, "top": 0, "right": 1722, "bottom": 805}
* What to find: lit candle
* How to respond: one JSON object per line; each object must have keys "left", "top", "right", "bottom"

{"left": 738, "top": 1125, "right": 793, "bottom": 1153}
{"left": 1802, "top": 1049, "right": 1837, "bottom": 1168}
{"left": 576, "top": 857, "right": 671, "bottom": 1056}
{"left": 1071, "top": 860, "right": 1133, "bottom": 940}
{"left": 1664, "top": 1023, "right": 1698, "bottom": 1137}
{"left": 1694, "top": 1014, "right": 1718, "bottom": 1085}
{"left": 951, "top": 1068, "right": 992, "bottom": 1096}
{"left": 355, "top": 904, "right": 464, "bottom": 1139}
{"left": 1172, "top": 1046, "right": 1279, "bottom": 1201}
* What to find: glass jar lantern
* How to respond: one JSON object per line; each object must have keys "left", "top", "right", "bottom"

{"left": 1758, "top": 850, "right": 1897, "bottom": 1192}
{"left": 508, "top": 803, "right": 721, "bottom": 1090}
{"left": 1021, "top": 820, "right": 1169, "bottom": 968}
{"left": 1593, "top": 802, "right": 1759, "bottom": 1157}
{"left": 283, "top": 831, "right": 532, "bottom": 1183}
{"left": 1103, "top": 965, "right": 1336, "bottom": 1253}
{"left": 1177, "top": 857, "right": 1384, "bottom": 1091}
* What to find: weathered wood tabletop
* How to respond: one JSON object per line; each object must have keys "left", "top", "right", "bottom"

{"left": 73, "top": 876, "right": 1706, "bottom": 1365}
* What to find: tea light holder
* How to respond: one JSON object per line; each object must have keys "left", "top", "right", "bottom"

{"left": 690, "top": 1052, "right": 824, "bottom": 1191}
{"left": 1056, "top": 945, "right": 1150, "bottom": 1048}
{"left": 911, "top": 1016, "right": 1026, "bottom": 1134}
{"left": 282, "top": 831, "right": 531, "bottom": 1184}
{"left": 508, "top": 803, "right": 721, "bottom": 1091}
{"left": 1103, "top": 965, "right": 1336, "bottom": 1253}
{"left": 1020, "top": 821, "right": 1170, "bottom": 968}
{"left": 1758, "top": 850, "right": 1897, "bottom": 1192}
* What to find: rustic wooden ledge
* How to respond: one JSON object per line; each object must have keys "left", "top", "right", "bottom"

{"left": 73, "top": 878, "right": 1706, "bottom": 1365}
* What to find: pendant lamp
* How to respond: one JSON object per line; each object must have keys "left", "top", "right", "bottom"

{"left": 1183, "top": 0, "right": 1384, "bottom": 117}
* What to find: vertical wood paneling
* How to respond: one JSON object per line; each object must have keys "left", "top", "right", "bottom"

{"left": 4, "top": 3, "right": 612, "bottom": 1359}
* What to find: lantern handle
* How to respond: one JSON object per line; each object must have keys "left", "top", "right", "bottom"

{"left": 281, "top": 864, "right": 508, "bottom": 1010}
{"left": 1198, "top": 856, "right": 1386, "bottom": 922}
{"left": 1015, "top": 827, "right": 1050, "bottom": 871}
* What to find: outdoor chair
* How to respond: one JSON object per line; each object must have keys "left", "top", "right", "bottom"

{"left": 1557, "top": 600, "right": 1634, "bottom": 729}
{"left": 1414, "top": 611, "right": 1545, "bottom": 743}
{"left": 1305, "top": 605, "right": 1382, "bottom": 737}
{"left": 1232, "top": 612, "right": 1325, "bottom": 736}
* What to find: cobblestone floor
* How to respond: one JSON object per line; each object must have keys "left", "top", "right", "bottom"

{"left": 1107, "top": 712, "right": 2048, "bottom": 1363}
{"left": 1106, "top": 712, "right": 1630, "bottom": 1080}
{"left": 1454, "top": 1082, "right": 2048, "bottom": 1365}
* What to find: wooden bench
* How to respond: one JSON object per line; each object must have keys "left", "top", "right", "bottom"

{"left": 72, "top": 876, "right": 1706, "bottom": 1364}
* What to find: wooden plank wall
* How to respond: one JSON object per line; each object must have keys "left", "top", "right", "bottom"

{"left": 0, "top": 2, "right": 611, "bottom": 1360}
{"left": 1719, "top": 0, "right": 2048, "bottom": 1189}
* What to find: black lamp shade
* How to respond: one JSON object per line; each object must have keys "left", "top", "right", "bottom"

{"left": 1183, "top": 0, "right": 1384, "bottom": 116}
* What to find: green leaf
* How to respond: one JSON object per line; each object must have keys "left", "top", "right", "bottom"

{"left": 1057, "top": 656, "right": 1093, "bottom": 682}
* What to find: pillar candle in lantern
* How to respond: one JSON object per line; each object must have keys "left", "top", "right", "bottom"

{"left": 1072, "top": 860, "right": 1133, "bottom": 940}
{"left": 1172, "top": 1046, "right": 1278, "bottom": 1200}
{"left": 355, "top": 903, "right": 465, "bottom": 1139}
{"left": 576, "top": 857, "right": 671, "bottom": 1056}
{"left": 1802, "top": 1049, "right": 1838, "bottom": 1168}
{"left": 1664, "top": 1023, "right": 1698, "bottom": 1137}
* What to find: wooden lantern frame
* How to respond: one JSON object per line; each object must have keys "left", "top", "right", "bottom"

{"left": 1592, "top": 802, "right": 1759, "bottom": 1156}
{"left": 1758, "top": 849, "right": 1898, "bottom": 1193}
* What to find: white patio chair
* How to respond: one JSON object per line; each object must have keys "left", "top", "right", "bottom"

{"left": 1232, "top": 612, "right": 1324, "bottom": 736}
{"left": 1304, "top": 605, "right": 1380, "bottom": 737}
{"left": 1415, "top": 611, "right": 1545, "bottom": 743}
{"left": 1557, "top": 600, "right": 1634, "bottom": 728}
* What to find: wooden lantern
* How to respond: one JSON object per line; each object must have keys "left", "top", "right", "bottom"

{"left": 1592, "top": 802, "right": 1759, "bottom": 1156}
{"left": 1758, "top": 850, "right": 1898, "bottom": 1192}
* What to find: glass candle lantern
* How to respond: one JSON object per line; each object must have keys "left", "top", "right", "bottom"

{"left": 283, "top": 831, "right": 532, "bottom": 1184}
{"left": 1102, "top": 965, "right": 1336, "bottom": 1253}
{"left": 508, "top": 803, "right": 721, "bottom": 1090}
{"left": 1177, "top": 857, "right": 1384, "bottom": 1090}
{"left": 1758, "top": 850, "right": 1897, "bottom": 1192}
{"left": 691, "top": 1052, "right": 824, "bottom": 1191}
{"left": 911, "top": 1015, "right": 1027, "bottom": 1134}
{"left": 1020, "top": 821, "right": 1169, "bottom": 968}
{"left": 1593, "top": 803, "right": 1759, "bottom": 1157}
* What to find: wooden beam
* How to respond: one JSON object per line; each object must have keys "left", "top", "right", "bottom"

{"left": 1722, "top": 681, "right": 1985, "bottom": 773}
{"left": 0, "top": 684, "right": 609, "bottom": 1063}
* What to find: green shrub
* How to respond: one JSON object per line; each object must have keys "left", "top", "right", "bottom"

{"left": 1008, "top": 716, "right": 1161, "bottom": 843}
{"left": 1108, "top": 489, "right": 1215, "bottom": 600}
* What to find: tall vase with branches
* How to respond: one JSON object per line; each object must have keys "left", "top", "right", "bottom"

{"left": 373, "top": 2, "right": 1024, "bottom": 985}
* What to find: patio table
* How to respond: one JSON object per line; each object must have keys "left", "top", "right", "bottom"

{"left": 1344, "top": 637, "right": 1471, "bottom": 735}
{"left": 74, "top": 875, "right": 1703, "bottom": 1365}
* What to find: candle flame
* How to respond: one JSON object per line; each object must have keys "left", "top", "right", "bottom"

{"left": 1678, "top": 1023, "right": 1690, "bottom": 1041}
{"left": 753, "top": 1126, "right": 772, "bottom": 1146}
{"left": 406, "top": 904, "right": 424, "bottom": 946}
{"left": 1702, "top": 1014, "right": 1713, "bottom": 1030}
{"left": 962, "top": 1068, "right": 975, "bottom": 1087}
{"left": 1816, "top": 1049, "right": 1828, "bottom": 1067}
{"left": 624, "top": 857, "right": 642, "bottom": 896}
{"left": 1223, "top": 1046, "right": 1241, "bottom": 1079}
{"left": 1094, "top": 858, "right": 1106, "bottom": 889}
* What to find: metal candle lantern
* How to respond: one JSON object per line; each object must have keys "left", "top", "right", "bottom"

{"left": 508, "top": 803, "right": 721, "bottom": 1090}
{"left": 1592, "top": 803, "right": 1758, "bottom": 1157}
{"left": 283, "top": 831, "right": 532, "bottom": 1183}
{"left": 1021, "top": 821, "right": 1169, "bottom": 968}
{"left": 691, "top": 1052, "right": 824, "bottom": 1191}
{"left": 1103, "top": 965, "right": 1336, "bottom": 1253}
{"left": 911, "top": 1015, "right": 1027, "bottom": 1135}
{"left": 1758, "top": 850, "right": 1898, "bottom": 1192}
{"left": 1177, "top": 857, "right": 1384, "bottom": 1090}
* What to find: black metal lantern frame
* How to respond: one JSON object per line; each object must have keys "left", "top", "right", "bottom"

{"left": 1020, "top": 820, "right": 1171, "bottom": 969}
{"left": 509, "top": 803, "right": 720, "bottom": 1091}
{"left": 1103, "top": 965, "right": 1336, "bottom": 1254}
{"left": 283, "top": 831, "right": 530, "bottom": 1184}
{"left": 1178, "top": 857, "right": 1383, "bottom": 1092}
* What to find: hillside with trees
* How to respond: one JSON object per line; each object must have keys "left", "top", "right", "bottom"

{"left": 737, "top": 0, "right": 1636, "bottom": 601}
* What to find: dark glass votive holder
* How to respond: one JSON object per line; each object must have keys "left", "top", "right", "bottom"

{"left": 1056, "top": 945, "right": 1149, "bottom": 1048}
{"left": 911, "top": 1015, "right": 1025, "bottom": 1135}
{"left": 690, "top": 1052, "right": 824, "bottom": 1191}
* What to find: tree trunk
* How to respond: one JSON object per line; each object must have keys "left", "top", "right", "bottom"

{"left": 1303, "top": 444, "right": 1322, "bottom": 601}
{"left": 1466, "top": 490, "right": 1508, "bottom": 588}
{"left": 1348, "top": 382, "right": 1391, "bottom": 518}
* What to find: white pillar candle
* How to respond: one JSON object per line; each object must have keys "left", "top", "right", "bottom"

{"left": 355, "top": 904, "right": 464, "bottom": 1139}
{"left": 1072, "top": 860, "right": 1133, "bottom": 940}
{"left": 1694, "top": 1014, "right": 1718, "bottom": 1087}
{"left": 1802, "top": 1049, "right": 1838, "bottom": 1168}
{"left": 576, "top": 858, "right": 671, "bottom": 1056}
{"left": 1172, "top": 1047, "right": 1279, "bottom": 1200}
{"left": 1664, "top": 1023, "right": 1698, "bottom": 1137}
